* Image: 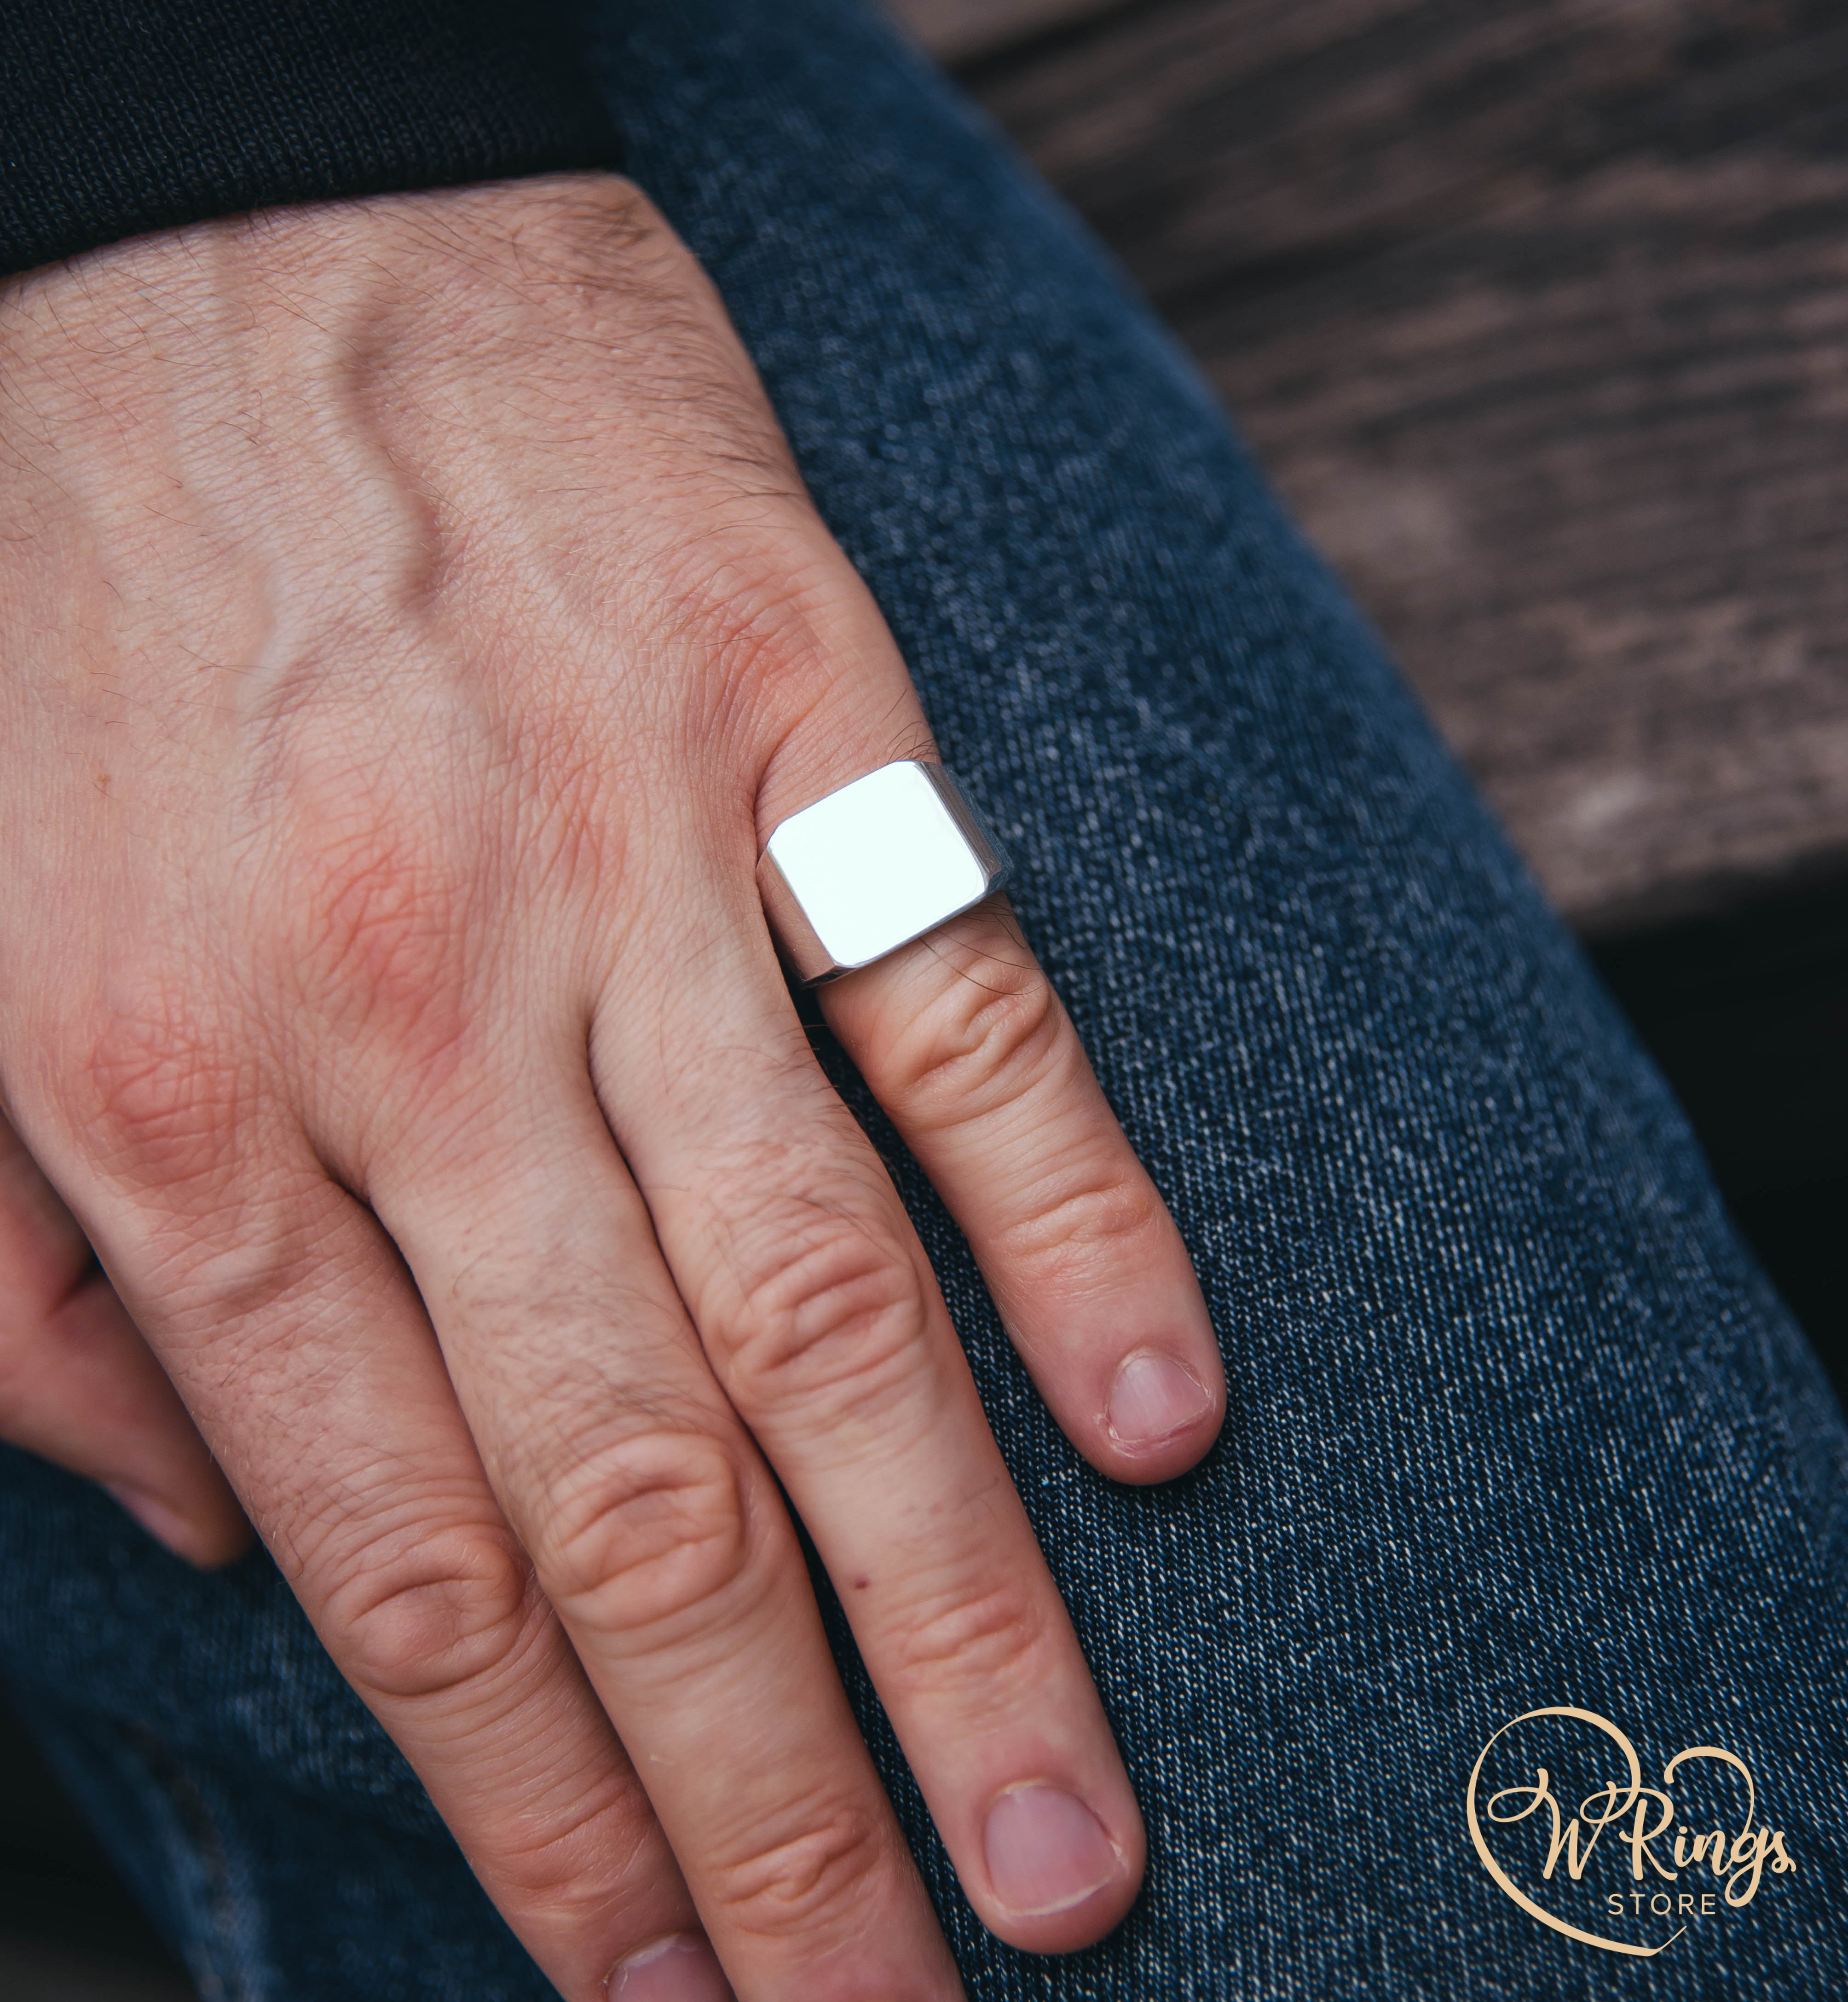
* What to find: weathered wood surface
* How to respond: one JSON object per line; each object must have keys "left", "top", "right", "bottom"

{"left": 889, "top": 0, "right": 1848, "bottom": 931}
{"left": 886, "top": 0, "right": 1120, "bottom": 63}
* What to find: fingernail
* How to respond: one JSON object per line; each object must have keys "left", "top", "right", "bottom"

{"left": 105, "top": 1483, "right": 200, "bottom": 1558}
{"left": 1106, "top": 1350, "right": 1212, "bottom": 1449}
{"left": 983, "top": 1784, "right": 1120, "bottom": 1916}
{"left": 608, "top": 1933, "right": 733, "bottom": 2002}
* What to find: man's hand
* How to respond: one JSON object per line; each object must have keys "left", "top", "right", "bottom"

{"left": 0, "top": 177, "right": 1223, "bottom": 2001}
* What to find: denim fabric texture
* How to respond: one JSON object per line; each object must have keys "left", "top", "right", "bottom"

{"left": 4, "top": 1, "right": 1845, "bottom": 1995}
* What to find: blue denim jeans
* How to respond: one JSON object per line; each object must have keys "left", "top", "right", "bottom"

{"left": 4, "top": 2, "right": 1844, "bottom": 1996}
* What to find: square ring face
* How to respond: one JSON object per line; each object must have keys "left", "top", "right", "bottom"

{"left": 757, "top": 762, "right": 1005, "bottom": 981}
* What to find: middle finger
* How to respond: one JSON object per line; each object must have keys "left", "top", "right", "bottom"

{"left": 595, "top": 894, "right": 1146, "bottom": 1954}
{"left": 369, "top": 1065, "right": 964, "bottom": 1999}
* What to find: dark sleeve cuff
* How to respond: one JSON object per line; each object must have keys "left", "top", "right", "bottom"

{"left": 0, "top": 0, "right": 623, "bottom": 279}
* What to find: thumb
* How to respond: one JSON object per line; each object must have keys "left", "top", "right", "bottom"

{"left": 0, "top": 1108, "right": 251, "bottom": 1566}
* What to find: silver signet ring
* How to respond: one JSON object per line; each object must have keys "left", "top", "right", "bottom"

{"left": 756, "top": 761, "right": 1008, "bottom": 983}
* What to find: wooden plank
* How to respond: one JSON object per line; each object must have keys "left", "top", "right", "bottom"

{"left": 956, "top": 0, "right": 1848, "bottom": 930}
{"left": 884, "top": 0, "right": 1117, "bottom": 63}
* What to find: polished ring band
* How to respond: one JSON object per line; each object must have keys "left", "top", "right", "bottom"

{"left": 757, "top": 760, "right": 1008, "bottom": 983}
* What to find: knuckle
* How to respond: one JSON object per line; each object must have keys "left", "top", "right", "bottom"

{"left": 999, "top": 1168, "right": 1167, "bottom": 1281}
{"left": 658, "top": 534, "right": 833, "bottom": 681}
{"left": 65, "top": 982, "right": 247, "bottom": 1195}
{"left": 621, "top": 525, "right": 847, "bottom": 759}
{"left": 465, "top": 1765, "right": 665, "bottom": 1923}
{"left": 713, "top": 1800, "right": 894, "bottom": 1950}
{"left": 878, "top": 952, "right": 1062, "bottom": 1127}
{"left": 331, "top": 1519, "right": 539, "bottom": 1703}
{"left": 711, "top": 1199, "right": 930, "bottom": 1422}
{"left": 275, "top": 798, "right": 470, "bottom": 1063}
{"left": 880, "top": 1569, "right": 1051, "bottom": 1707}
{"left": 535, "top": 1428, "right": 752, "bottom": 1639}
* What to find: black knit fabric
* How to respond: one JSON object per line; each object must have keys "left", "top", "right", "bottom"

{"left": 0, "top": 0, "right": 622, "bottom": 278}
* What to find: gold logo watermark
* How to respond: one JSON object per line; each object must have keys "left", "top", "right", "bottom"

{"left": 1466, "top": 1705, "right": 1796, "bottom": 1956}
